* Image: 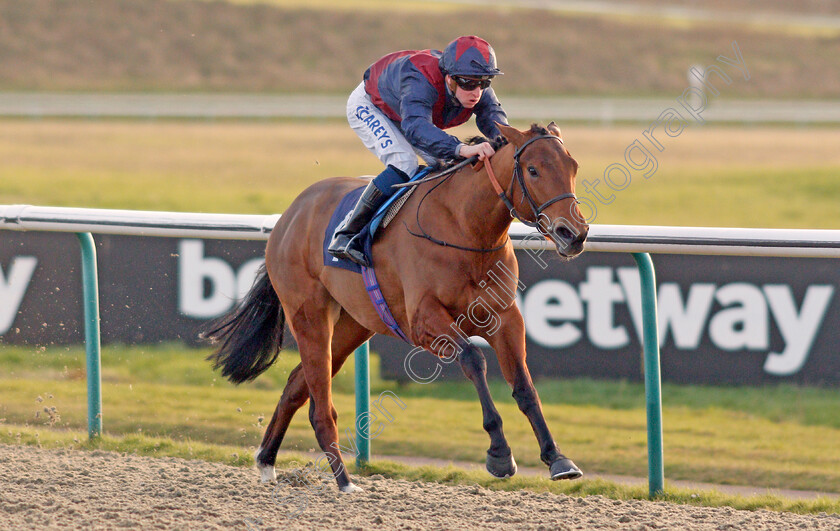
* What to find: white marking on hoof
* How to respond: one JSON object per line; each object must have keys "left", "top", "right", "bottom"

{"left": 254, "top": 447, "right": 276, "bottom": 484}
{"left": 339, "top": 483, "right": 363, "bottom": 493}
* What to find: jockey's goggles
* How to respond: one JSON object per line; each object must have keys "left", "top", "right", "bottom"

{"left": 452, "top": 75, "right": 492, "bottom": 91}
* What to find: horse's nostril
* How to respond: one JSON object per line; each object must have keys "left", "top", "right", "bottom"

{"left": 554, "top": 227, "right": 574, "bottom": 241}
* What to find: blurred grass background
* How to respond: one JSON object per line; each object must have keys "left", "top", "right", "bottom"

{"left": 2, "top": 0, "right": 838, "bottom": 228}
{"left": 1, "top": 0, "right": 839, "bottom": 97}
{"left": 2, "top": 119, "right": 839, "bottom": 228}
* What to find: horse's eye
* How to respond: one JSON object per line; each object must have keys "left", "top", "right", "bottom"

{"left": 528, "top": 166, "right": 539, "bottom": 178}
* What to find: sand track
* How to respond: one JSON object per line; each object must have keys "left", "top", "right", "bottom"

{"left": 1, "top": 444, "right": 838, "bottom": 530}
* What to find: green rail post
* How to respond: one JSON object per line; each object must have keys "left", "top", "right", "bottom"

{"left": 632, "top": 252, "right": 664, "bottom": 497}
{"left": 354, "top": 341, "right": 371, "bottom": 467}
{"left": 76, "top": 233, "right": 102, "bottom": 439}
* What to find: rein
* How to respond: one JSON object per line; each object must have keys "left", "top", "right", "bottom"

{"left": 405, "top": 134, "right": 577, "bottom": 252}
{"left": 391, "top": 157, "right": 478, "bottom": 189}
{"left": 405, "top": 167, "right": 510, "bottom": 253}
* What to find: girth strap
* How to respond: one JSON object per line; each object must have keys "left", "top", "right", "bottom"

{"left": 361, "top": 265, "right": 412, "bottom": 344}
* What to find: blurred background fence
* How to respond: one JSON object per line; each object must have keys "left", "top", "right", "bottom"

{"left": 3, "top": 93, "right": 840, "bottom": 125}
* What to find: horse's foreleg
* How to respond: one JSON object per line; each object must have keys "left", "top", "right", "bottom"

{"left": 412, "top": 296, "right": 514, "bottom": 478}
{"left": 511, "top": 367, "right": 581, "bottom": 480}
{"left": 488, "top": 310, "right": 583, "bottom": 481}
{"left": 457, "top": 341, "right": 517, "bottom": 478}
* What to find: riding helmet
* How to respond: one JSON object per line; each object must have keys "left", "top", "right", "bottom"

{"left": 439, "top": 36, "right": 503, "bottom": 77}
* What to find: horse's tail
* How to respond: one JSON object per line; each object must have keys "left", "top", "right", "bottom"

{"left": 202, "top": 264, "right": 285, "bottom": 384}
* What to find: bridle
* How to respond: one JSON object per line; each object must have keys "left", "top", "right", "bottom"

{"left": 484, "top": 134, "right": 579, "bottom": 231}
{"left": 405, "top": 134, "right": 578, "bottom": 253}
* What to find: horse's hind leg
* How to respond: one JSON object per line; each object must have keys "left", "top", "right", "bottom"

{"left": 488, "top": 309, "right": 582, "bottom": 481}
{"left": 412, "top": 296, "right": 515, "bottom": 478}
{"left": 255, "top": 311, "right": 372, "bottom": 484}
{"left": 291, "top": 298, "right": 364, "bottom": 492}
{"left": 254, "top": 362, "right": 307, "bottom": 483}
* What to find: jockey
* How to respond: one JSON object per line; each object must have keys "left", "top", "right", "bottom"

{"left": 328, "top": 35, "right": 509, "bottom": 266}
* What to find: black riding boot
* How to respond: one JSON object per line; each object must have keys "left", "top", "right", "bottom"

{"left": 329, "top": 164, "right": 410, "bottom": 266}
{"left": 328, "top": 180, "right": 387, "bottom": 266}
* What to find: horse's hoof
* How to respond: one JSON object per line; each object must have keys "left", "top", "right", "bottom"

{"left": 254, "top": 447, "right": 276, "bottom": 484}
{"left": 339, "top": 483, "right": 364, "bottom": 493}
{"left": 486, "top": 451, "right": 517, "bottom": 478}
{"left": 550, "top": 457, "right": 582, "bottom": 481}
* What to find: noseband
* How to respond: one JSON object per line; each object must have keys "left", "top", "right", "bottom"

{"left": 485, "top": 135, "right": 579, "bottom": 230}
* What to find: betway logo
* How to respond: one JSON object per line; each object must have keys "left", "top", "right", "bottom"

{"left": 0, "top": 256, "right": 38, "bottom": 335}
{"left": 518, "top": 267, "right": 834, "bottom": 376}
{"left": 177, "top": 243, "right": 834, "bottom": 377}
{"left": 178, "top": 240, "right": 263, "bottom": 318}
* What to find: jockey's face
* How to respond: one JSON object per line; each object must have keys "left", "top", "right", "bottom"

{"left": 446, "top": 75, "right": 484, "bottom": 109}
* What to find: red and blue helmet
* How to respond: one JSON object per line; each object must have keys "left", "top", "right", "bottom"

{"left": 439, "top": 36, "right": 503, "bottom": 77}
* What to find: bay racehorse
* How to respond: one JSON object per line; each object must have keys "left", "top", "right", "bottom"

{"left": 204, "top": 122, "right": 589, "bottom": 492}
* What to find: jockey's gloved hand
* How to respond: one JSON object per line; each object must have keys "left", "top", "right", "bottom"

{"left": 458, "top": 142, "right": 496, "bottom": 161}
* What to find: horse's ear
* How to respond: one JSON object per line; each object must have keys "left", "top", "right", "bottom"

{"left": 496, "top": 122, "right": 526, "bottom": 146}
{"left": 547, "top": 121, "right": 562, "bottom": 139}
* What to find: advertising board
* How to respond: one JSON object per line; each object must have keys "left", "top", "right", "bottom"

{"left": 2, "top": 232, "right": 837, "bottom": 385}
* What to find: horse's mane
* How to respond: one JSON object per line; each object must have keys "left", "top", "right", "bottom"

{"left": 526, "top": 123, "right": 551, "bottom": 136}
{"left": 436, "top": 123, "right": 549, "bottom": 172}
